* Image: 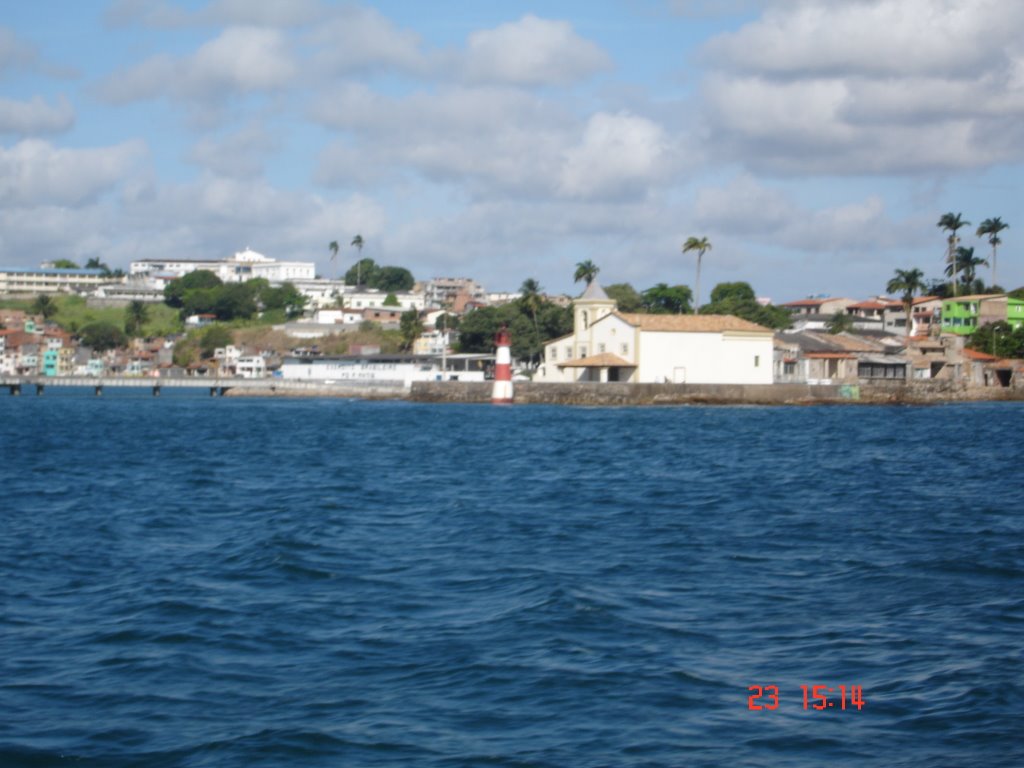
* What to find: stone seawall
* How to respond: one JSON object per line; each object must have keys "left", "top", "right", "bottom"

{"left": 410, "top": 380, "right": 1024, "bottom": 406}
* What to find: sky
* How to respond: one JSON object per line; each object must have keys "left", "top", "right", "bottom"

{"left": 2, "top": 0, "right": 1022, "bottom": 303}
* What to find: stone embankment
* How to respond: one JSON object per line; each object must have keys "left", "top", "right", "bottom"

{"left": 409, "top": 380, "right": 1024, "bottom": 406}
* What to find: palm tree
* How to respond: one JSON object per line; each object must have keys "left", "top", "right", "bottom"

{"left": 351, "top": 235, "right": 364, "bottom": 287}
{"left": 886, "top": 267, "right": 926, "bottom": 336}
{"left": 682, "top": 236, "right": 712, "bottom": 312}
{"left": 31, "top": 294, "right": 57, "bottom": 320}
{"left": 573, "top": 260, "right": 599, "bottom": 286}
{"left": 976, "top": 217, "right": 1009, "bottom": 288}
{"left": 937, "top": 213, "right": 970, "bottom": 296}
{"left": 124, "top": 300, "right": 150, "bottom": 337}
{"left": 945, "top": 246, "right": 989, "bottom": 291}
{"left": 328, "top": 241, "right": 339, "bottom": 280}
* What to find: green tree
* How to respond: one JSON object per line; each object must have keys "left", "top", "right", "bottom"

{"left": 573, "top": 260, "right": 599, "bottom": 286}
{"left": 435, "top": 312, "right": 459, "bottom": 331}
{"left": 351, "top": 234, "right": 364, "bottom": 285}
{"left": 259, "top": 282, "right": 307, "bottom": 318}
{"left": 967, "top": 321, "right": 1024, "bottom": 358}
{"left": 85, "top": 257, "right": 112, "bottom": 275}
{"left": 213, "top": 282, "right": 259, "bottom": 321}
{"left": 200, "top": 325, "right": 233, "bottom": 358}
{"left": 52, "top": 259, "right": 79, "bottom": 269}
{"left": 700, "top": 282, "right": 791, "bottom": 329}
{"left": 31, "top": 294, "right": 58, "bottom": 320}
{"left": 885, "top": 268, "right": 927, "bottom": 336}
{"left": 682, "top": 236, "right": 712, "bottom": 311}
{"left": 164, "top": 270, "right": 223, "bottom": 308}
{"left": 383, "top": 293, "right": 400, "bottom": 306}
{"left": 604, "top": 283, "right": 643, "bottom": 312}
{"left": 945, "top": 246, "right": 988, "bottom": 290}
{"left": 642, "top": 283, "right": 692, "bottom": 314}
{"left": 80, "top": 321, "right": 126, "bottom": 351}
{"left": 519, "top": 278, "right": 543, "bottom": 336}
{"left": 399, "top": 309, "right": 424, "bottom": 351}
{"left": 976, "top": 217, "right": 1009, "bottom": 288}
{"left": 124, "top": 300, "right": 150, "bottom": 337}
{"left": 328, "top": 240, "right": 340, "bottom": 280}
{"left": 937, "top": 212, "right": 970, "bottom": 296}
{"left": 826, "top": 311, "right": 855, "bottom": 335}
{"left": 345, "top": 257, "right": 378, "bottom": 287}
{"left": 376, "top": 266, "right": 415, "bottom": 292}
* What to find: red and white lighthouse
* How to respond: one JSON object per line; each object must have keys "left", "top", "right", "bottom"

{"left": 491, "top": 323, "right": 514, "bottom": 404}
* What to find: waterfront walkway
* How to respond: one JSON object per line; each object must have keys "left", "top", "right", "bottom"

{"left": 0, "top": 375, "right": 405, "bottom": 397}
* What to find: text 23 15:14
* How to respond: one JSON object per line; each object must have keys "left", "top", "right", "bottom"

{"left": 748, "top": 685, "right": 865, "bottom": 711}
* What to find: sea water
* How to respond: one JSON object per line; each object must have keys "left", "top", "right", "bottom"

{"left": 1, "top": 392, "right": 1022, "bottom": 767}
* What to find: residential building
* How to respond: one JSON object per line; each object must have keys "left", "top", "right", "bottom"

{"left": 941, "top": 294, "right": 1005, "bottom": 335}
{"left": 0, "top": 267, "right": 109, "bottom": 296}
{"left": 423, "top": 277, "right": 487, "bottom": 310}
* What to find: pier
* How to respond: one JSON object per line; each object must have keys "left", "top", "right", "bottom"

{"left": 0, "top": 375, "right": 405, "bottom": 398}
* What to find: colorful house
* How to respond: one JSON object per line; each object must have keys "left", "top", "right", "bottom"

{"left": 941, "top": 294, "right": 1002, "bottom": 335}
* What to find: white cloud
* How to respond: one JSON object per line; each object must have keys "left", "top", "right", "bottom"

{"left": 104, "top": 0, "right": 325, "bottom": 28}
{"left": 0, "top": 95, "right": 75, "bottom": 136}
{"left": 186, "top": 123, "right": 278, "bottom": 178}
{"left": 0, "top": 139, "right": 146, "bottom": 207}
{"left": 0, "top": 26, "right": 38, "bottom": 74}
{"left": 560, "top": 112, "right": 674, "bottom": 199}
{"left": 307, "top": 5, "right": 426, "bottom": 75}
{"left": 464, "top": 14, "right": 610, "bottom": 86}
{"left": 697, "top": 0, "right": 1024, "bottom": 175}
{"left": 97, "top": 27, "right": 297, "bottom": 104}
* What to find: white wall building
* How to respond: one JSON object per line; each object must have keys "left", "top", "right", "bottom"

{"left": 279, "top": 353, "right": 487, "bottom": 386}
{"left": 0, "top": 267, "right": 109, "bottom": 295}
{"left": 534, "top": 281, "right": 775, "bottom": 385}
{"left": 130, "top": 248, "right": 314, "bottom": 285}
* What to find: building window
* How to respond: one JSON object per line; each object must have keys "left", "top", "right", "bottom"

{"left": 621, "top": 343, "right": 628, "bottom": 355}
{"left": 754, "top": 355, "right": 760, "bottom": 367}
{"left": 783, "top": 361, "right": 796, "bottom": 375}
{"left": 565, "top": 346, "right": 572, "bottom": 359}
{"left": 580, "top": 346, "right": 587, "bottom": 358}
{"left": 549, "top": 347, "right": 557, "bottom": 361}
{"left": 598, "top": 343, "right": 605, "bottom": 353}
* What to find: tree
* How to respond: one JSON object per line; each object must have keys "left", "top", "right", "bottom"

{"left": 124, "top": 300, "right": 150, "bottom": 337}
{"left": 976, "top": 217, "right": 1009, "bottom": 288}
{"left": 642, "top": 283, "right": 692, "bottom": 314}
{"left": 213, "top": 282, "right": 259, "bottom": 321}
{"left": 826, "top": 311, "right": 855, "bottom": 335}
{"left": 605, "top": 283, "right": 643, "bottom": 312}
{"left": 375, "top": 266, "right": 415, "bottom": 292}
{"left": 937, "top": 212, "right": 970, "bottom": 296}
{"left": 351, "top": 235, "right": 364, "bottom": 285}
{"left": 85, "top": 257, "right": 112, "bottom": 275}
{"left": 164, "top": 270, "right": 223, "bottom": 308}
{"left": 886, "top": 268, "right": 927, "bottom": 336}
{"left": 200, "top": 325, "right": 233, "bottom": 358}
{"left": 682, "top": 236, "right": 712, "bottom": 311}
{"left": 399, "top": 309, "right": 423, "bottom": 351}
{"left": 31, "top": 294, "right": 58, "bottom": 320}
{"left": 383, "top": 293, "right": 400, "bottom": 306}
{"left": 80, "top": 321, "right": 126, "bottom": 351}
{"left": 52, "top": 259, "right": 79, "bottom": 269}
{"left": 519, "top": 278, "right": 543, "bottom": 336}
{"left": 945, "top": 246, "right": 988, "bottom": 290}
{"left": 328, "top": 241, "right": 340, "bottom": 280}
{"left": 345, "top": 257, "right": 378, "bottom": 287}
{"left": 967, "top": 321, "right": 1024, "bottom": 359}
{"left": 699, "top": 281, "right": 791, "bottom": 329}
{"left": 573, "top": 260, "right": 600, "bottom": 286}
{"left": 259, "top": 282, "right": 307, "bottom": 319}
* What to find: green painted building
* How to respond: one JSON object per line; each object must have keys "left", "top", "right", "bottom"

{"left": 942, "top": 294, "right": 1024, "bottom": 335}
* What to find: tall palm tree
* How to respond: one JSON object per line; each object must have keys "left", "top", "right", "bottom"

{"left": 886, "top": 267, "right": 926, "bottom": 336}
{"left": 937, "top": 213, "right": 970, "bottom": 296}
{"left": 976, "top": 217, "right": 1009, "bottom": 288}
{"left": 351, "top": 235, "right": 364, "bottom": 287}
{"left": 328, "top": 241, "right": 339, "bottom": 281}
{"left": 573, "top": 260, "right": 599, "bottom": 286}
{"left": 124, "top": 300, "right": 150, "bottom": 337}
{"left": 682, "top": 236, "right": 712, "bottom": 312}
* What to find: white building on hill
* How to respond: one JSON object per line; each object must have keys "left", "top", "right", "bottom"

{"left": 130, "top": 248, "right": 314, "bottom": 285}
{"left": 534, "top": 281, "right": 775, "bottom": 384}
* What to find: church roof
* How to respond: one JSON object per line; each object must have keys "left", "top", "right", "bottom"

{"left": 558, "top": 352, "right": 633, "bottom": 368}
{"left": 578, "top": 279, "right": 610, "bottom": 301}
{"left": 614, "top": 313, "right": 773, "bottom": 333}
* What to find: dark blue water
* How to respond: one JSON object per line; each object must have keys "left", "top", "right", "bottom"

{"left": 2, "top": 392, "right": 1022, "bottom": 767}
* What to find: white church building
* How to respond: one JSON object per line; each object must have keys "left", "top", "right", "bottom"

{"left": 533, "top": 281, "right": 775, "bottom": 385}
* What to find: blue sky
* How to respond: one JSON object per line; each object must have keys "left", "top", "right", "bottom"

{"left": 2, "top": 0, "right": 1022, "bottom": 302}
